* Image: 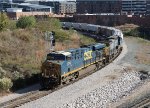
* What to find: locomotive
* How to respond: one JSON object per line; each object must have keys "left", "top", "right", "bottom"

{"left": 40, "top": 22, "right": 123, "bottom": 89}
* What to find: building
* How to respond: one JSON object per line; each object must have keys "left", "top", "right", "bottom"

{"left": 59, "top": 2, "right": 76, "bottom": 14}
{"left": 76, "top": 0, "right": 122, "bottom": 14}
{"left": 12, "top": 0, "right": 38, "bottom": 3}
{"left": 39, "top": 1, "right": 76, "bottom": 14}
{"left": 0, "top": 2, "right": 18, "bottom": 11}
{"left": 18, "top": 3, "right": 53, "bottom": 12}
{"left": 147, "top": 0, "right": 150, "bottom": 15}
{"left": 5, "top": 3, "right": 53, "bottom": 19}
{"left": 7, "top": 8, "right": 22, "bottom": 12}
{"left": 39, "top": 1, "right": 60, "bottom": 14}
{"left": 122, "top": 0, "right": 147, "bottom": 15}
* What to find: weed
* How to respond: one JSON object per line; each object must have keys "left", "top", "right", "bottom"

{"left": 0, "top": 18, "right": 96, "bottom": 91}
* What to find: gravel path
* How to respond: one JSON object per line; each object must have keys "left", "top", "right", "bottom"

{"left": 119, "top": 37, "right": 150, "bottom": 71}
{"left": 0, "top": 84, "right": 40, "bottom": 104}
{"left": 18, "top": 41, "right": 138, "bottom": 108}
{"left": 59, "top": 72, "right": 141, "bottom": 108}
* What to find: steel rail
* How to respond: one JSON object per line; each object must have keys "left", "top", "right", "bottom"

{"left": 0, "top": 46, "right": 122, "bottom": 108}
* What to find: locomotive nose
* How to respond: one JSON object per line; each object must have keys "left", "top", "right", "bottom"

{"left": 40, "top": 61, "right": 61, "bottom": 89}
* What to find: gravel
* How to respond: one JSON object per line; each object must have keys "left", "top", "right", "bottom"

{"left": 118, "top": 37, "right": 150, "bottom": 71}
{"left": 59, "top": 72, "right": 141, "bottom": 108}
{"left": 18, "top": 42, "right": 143, "bottom": 108}
{"left": 0, "top": 84, "right": 40, "bottom": 104}
{"left": 2, "top": 37, "right": 148, "bottom": 108}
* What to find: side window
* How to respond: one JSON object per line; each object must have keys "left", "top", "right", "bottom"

{"left": 68, "top": 68, "right": 70, "bottom": 72}
{"left": 75, "top": 54, "right": 76, "bottom": 60}
{"left": 81, "top": 51, "right": 84, "bottom": 58}
{"left": 66, "top": 56, "right": 71, "bottom": 61}
{"left": 71, "top": 53, "right": 74, "bottom": 60}
{"left": 78, "top": 55, "right": 80, "bottom": 59}
{"left": 76, "top": 51, "right": 79, "bottom": 59}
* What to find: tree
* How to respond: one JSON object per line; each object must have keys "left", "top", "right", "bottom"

{"left": 16, "top": 16, "right": 36, "bottom": 29}
{"left": 0, "top": 12, "right": 9, "bottom": 31}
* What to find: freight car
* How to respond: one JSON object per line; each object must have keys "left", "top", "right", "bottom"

{"left": 40, "top": 22, "right": 123, "bottom": 89}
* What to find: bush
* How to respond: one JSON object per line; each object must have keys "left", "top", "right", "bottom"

{"left": 48, "top": 18, "right": 61, "bottom": 29}
{"left": 0, "top": 78, "right": 13, "bottom": 91}
{"left": 16, "top": 16, "right": 36, "bottom": 29}
{"left": 8, "top": 20, "right": 16, "bottom": 30}
{"left": 0, "top": 12, "right": 9, "bottom": 31}
{"left": 124, "top": 28, "right": 140, "bottom": 37}
{"left": 36, "top": 18, "right": 61, "bottom": 32}
{"left": 0, "top": 67, "right": 6, "bottom": 78}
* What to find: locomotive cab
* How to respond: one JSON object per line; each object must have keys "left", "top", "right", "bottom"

{"left": 40, "top": 51, "right": 71, "bottom": 89}
{"left": 40, "top": 53, "right": 65, "bottom": 88}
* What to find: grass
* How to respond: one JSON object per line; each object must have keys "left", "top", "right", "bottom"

{"left": 116, "top": 24, "right": 139, "bottom": 35}
{"left": 135, "top": 54, "right": 150, "bottom": 65}
{"left": 116, "top": 24, "right": 150, "bottom": 65}
{"left": 135, "top": 38, "right": 150, "bottom": 65}
{"left": 137, "top": 37, "right": 150, "bottom": 45}
{"left": 116, "top": 24, "right": 150, "bottom": 40}
{"left": 0, "top": 18, "right": 96, "bottom": 92}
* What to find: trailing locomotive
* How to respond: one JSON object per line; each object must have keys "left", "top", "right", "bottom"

{"left": 40, "top": 22, "right": 123, "bottom": 89}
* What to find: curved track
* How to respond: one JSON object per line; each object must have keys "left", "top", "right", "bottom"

{"left": 133, "top": 98, "right": 150, "bottom": 108}
{"left": 0, "top": 23, "right": 124, "bottom": 108}
{"left": 129, "top": 92, "right": 150, "bottom": 108}
{"left": 0, "top": 45, "right": 122, "bottom": 108}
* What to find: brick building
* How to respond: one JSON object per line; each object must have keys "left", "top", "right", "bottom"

{"left": 39, "top": 1, "right": 76, "bottom": 14}
{"left": 76, "top": 0, "right": 122, "bottom": 14}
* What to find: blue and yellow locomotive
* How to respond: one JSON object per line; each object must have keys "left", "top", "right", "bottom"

{"left": 40, "top": 43, "right": 107, "bottom": 88}
{"left": 40, "top": 22, "right": 123, "bottom": 88}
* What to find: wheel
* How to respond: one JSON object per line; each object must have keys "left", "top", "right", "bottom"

{"left": 103, "top": 59, "right": 106, "bottom": 66}
{"left": 95, "top": 62, "right": 101, "bottom": 70}
{"left": 74, "top": 72, "right": 79, "bottom": 79}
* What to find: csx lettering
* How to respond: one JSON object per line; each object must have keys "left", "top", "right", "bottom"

{"left": 84, "top": 51, "right": 92, "bottom": 60}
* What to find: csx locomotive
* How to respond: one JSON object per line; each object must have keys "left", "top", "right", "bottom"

{"left": 40, "top": 22, "right": 123, "bottom": 88}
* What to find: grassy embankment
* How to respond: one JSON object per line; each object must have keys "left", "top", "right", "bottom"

{"left": 116, "top": 24, "right": 150, "bottom": 65}
{"left": 0, "top": 18, "right": 95, "bottom": 95}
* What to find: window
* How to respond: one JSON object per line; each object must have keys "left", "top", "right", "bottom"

{"left": 68, "top": 68, "right": 70, "bottom": 72}
{"left": 66, "top": 56, "right": 71, "bottom": 60}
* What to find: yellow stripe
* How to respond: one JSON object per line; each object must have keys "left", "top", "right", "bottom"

{"left": 62, "top": 59, "right": 104, "bottom": 77}
{"left": 62, "top": 67, "right": 83, "bottom": 77}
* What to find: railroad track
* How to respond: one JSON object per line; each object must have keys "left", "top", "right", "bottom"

{"left": 0, "top": 49, "right": 122, "bottom": 108}
{"left": 130, "top": 96, "right": 150, "bottom": 108}
{"left": 0, "top": 64, "right": 105, "bottom": 108}
{"left": 0, "top": 69, "right": 100, "bottom": 108}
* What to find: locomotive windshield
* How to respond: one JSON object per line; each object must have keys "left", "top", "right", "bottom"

{"left": 47, "top": 54, "right": 66, "bottom": 60}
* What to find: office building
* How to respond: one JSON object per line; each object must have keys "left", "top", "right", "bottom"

{"left": 122, "top": 0, "right": 147, "bottom": 15}
{"left": 59, "top": 2, "right": 76, "bottom": 14}
{"left": 39, "top": 1, "right": 76, "bottom": 14}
